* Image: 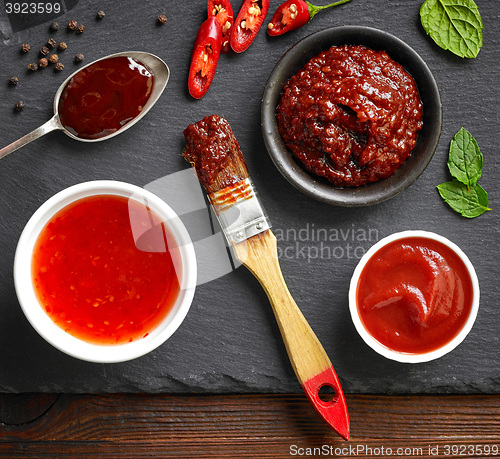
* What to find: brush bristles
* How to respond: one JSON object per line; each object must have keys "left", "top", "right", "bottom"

{"left": 183, "top": 115, "right": 249, "bottom": 195}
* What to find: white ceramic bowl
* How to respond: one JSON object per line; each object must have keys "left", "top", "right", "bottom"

{"left": 348, "top": 230, "right": 479, "bottom": 363}
{"left": 14, "top": 180, "right": 197, "bottom": 363}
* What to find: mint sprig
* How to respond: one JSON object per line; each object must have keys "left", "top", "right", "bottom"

{"left": 420, "top": 0, "right": 483, "bottom": 58}
{"left": 437, "top": 128, "right": 490, "bottom": 218}
{"left": 447, "top": 126, "right": 483, "bottom": 187}
{"left": 437, "top": 180, "right": 490, "bottom": 218}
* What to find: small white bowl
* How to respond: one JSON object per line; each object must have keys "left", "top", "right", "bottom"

{"left": 348, "top": 230, "right": 479, "bottom": 363}
{"left": 14, "top": 180, "right": 197, "bottom": 363}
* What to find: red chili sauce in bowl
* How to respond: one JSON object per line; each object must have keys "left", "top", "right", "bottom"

{"left": 276, "top": 45, "right": 423, "bottom": 187}
{"left": 58, "top": 56, "right": 154, "bottom": 139}
{"left": 31, "top": 194, "right": 181, "bottom": 345}
{"left": 355, "top": 237, "right": 474, "bottom": 355}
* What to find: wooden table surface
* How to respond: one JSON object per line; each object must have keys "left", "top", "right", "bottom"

{"left": 0, "top": 393, "right": 499, "bottom": 458}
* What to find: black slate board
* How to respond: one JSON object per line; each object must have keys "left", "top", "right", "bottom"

{"left": 0, "top": 0, "right": 498, "bottom": 394}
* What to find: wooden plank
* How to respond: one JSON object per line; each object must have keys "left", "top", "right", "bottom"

{"left": 0, "top": 393, "right": 59, "bottom": 426}
{"left": 1, "top": 439, "right": 500, "bottom": 458}
{"left": 1, "top": 439, "right": 499, "bottom": 459}
{"left": 1, "top": 393, "right": 499, "bottom": 459}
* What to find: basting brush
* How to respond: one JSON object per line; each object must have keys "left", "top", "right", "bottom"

{"left": 183, "top": 115, "right": 349, "bottom": 440}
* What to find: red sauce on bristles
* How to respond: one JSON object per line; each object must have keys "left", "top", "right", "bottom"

{"left": 183, "top": 115, "right": 248, "bottom": 196}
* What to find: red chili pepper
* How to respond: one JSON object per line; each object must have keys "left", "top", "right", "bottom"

{"left": 208, "top": 0, "right": 234, "bottom": 53}
{"left": 188, "top": 17, "right": 223, "bottom": 99}
{"left": 267, "top": 0, "right": 351, "bottom": 36}
{"left": 230, "top": 0, "right": 270, "bottom": 53}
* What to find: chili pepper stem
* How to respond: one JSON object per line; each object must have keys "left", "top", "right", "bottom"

{"left": 306, "top": 0, "right": 351, "bottom": 21}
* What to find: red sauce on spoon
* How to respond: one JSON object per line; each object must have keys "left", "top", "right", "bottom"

{"left": 58, "top": 56, "right": 154, "bottom": 140}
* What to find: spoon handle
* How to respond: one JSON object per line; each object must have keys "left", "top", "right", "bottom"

{"left": 0, "top": 116, "right": 61, "bottom": 160}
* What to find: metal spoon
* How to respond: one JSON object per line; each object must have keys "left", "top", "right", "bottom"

{"left": 0, "top": 51, "right": 170, "bottom": 160}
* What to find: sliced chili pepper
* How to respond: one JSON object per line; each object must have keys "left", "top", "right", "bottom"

{"left": 208, "top": 0, "right": 234, "bottom": 53}
{"left": 267, "top": 0, "right": 351, "bottom": 36}
{"left": 230, "top": 0, "right": 270, "bottom": 53}
{"left": 188, "top": 17, "right": 222, "bottom": 99}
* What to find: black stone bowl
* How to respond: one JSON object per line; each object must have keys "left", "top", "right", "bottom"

{"left": 261, "top": 26, "right": 442, "bottom": 207}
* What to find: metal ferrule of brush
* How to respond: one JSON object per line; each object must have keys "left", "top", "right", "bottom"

{"left": 210, "top": 178, "right": 271, "bottom": 244}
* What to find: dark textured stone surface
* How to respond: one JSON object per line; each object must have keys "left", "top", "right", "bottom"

{"left": 0, "top": 1, "right": 498, "bottom": 394}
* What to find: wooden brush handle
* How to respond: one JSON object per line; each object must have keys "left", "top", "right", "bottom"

{"left": 232, "top": 230, "right": 350, "bottom": 440}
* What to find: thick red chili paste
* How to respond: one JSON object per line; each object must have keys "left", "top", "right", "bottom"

{"left": 32, "top": 195, "right": 180, "bottom": 345}
{"left": 276, "top": 45, "right": 423, "bottom": 187}
{"left": 356, "top": 237, "right": 473, "bottom": 354}
{"left": 183, "top": 114, "right": 248, "bottom": 194}
{"left": 58, "top": 56, "right": 154, "bottom": 140}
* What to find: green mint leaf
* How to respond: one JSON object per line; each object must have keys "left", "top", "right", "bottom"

{"left": 437, "top": 179, "right": 490, "bottom": 218}
{"left": 420, "top": 0, "right": 483, "bottom": 58}
{"left": 447, "top": 127, "right": 483, "bottom": 186}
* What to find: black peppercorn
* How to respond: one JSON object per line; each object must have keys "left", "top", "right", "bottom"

{"left": 48, "top": 54, "right": 59, "bottom": 64}
{"left": 9, "top": 76, "right": 19, "bottom": 85}
{"left": 58, "top": 42, "right": 68, "bottom": 51}
{"left": 47, "top": 38, "right": 57, "bottom": 48}
{"left": 27, "top": 62, "right": 38, "bottom": 71}
{"left": 96, "top": 10, "right": 105, "bottom": 19}
{"left": 76, "top": 24, "right": 85, "bottom": 34}
{"left": 68, "top": 20, "right": 78, "bottom": 30}
{"left": 55, "top": 62, "right": 64, "bottom": 71}
{"left": 21, "top": 43, "right": 31, "bottom": 53}
{"left": 39, "top": 58, "right": 48, "bottom": 68}
{"left": 15, "top": 101, "right": 25, "bottom": 111}
{"left": 50, "top": 21, "right": 59, "bottom": 31}
{"left": 40, "top": 46, "right": 50, "bottom": 56}
{"left": 157, "top": 14, "right": 167, "bottom": 24}
{"left": 75, "top": 53, "right": 84, "bottom": 63}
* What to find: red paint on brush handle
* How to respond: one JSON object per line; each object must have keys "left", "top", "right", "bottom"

{"left": 301, "top": 366, "right": 350, "bottom": 440}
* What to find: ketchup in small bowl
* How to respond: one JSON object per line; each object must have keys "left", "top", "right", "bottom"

{"left": 349, "top": 231, "right": 479, "bottom": 363}
{"left": 14, "top": 181, "right": 197, "bottom": 363}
